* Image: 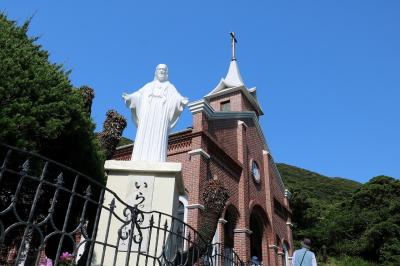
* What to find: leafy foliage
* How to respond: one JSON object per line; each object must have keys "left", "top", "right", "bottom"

{"left": 78, "top": 85, "right": 95, "bottom": 115}
{"left": 0, "top": 14, "right": 108, "bottom": 264}
{"left": 324, "top": 256, "right": 378, "bottom": 266}
{"left": 0, "top": 13, "right": 104, "bottom": 180}
{"left": 98, "top": 110, "right": 127, "bottom": 159}
{"left": 199, "top": 179, "right": 230, "bottom": 245}
{"left": 324, "top": 176, "right": 400, "bottom": 264}
{"left": 278, "top": 163, "right": 400, "bottom": 265}
{"left": 277, "top": 163, "right": 361, "bottom": 242}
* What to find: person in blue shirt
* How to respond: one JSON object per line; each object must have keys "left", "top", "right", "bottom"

{"left": 291, "top": 238, "right": 317, "bottom": 266}
{"left": 251, "top": 255, "right": 261, "bottom": 265}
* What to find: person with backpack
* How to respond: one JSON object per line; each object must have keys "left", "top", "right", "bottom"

{"left": 291, "top": 238, "right": 317, "bottom": 266}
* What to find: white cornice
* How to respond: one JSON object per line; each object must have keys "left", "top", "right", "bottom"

{"left": 233, "top": 228, "right": 253, "bottom": 235}
{"left": 269, "top": 244, "right": 279, "bottom": 250}
{"left": 116, "top": 143, "right": 133, "bottom": 150}
{"left": 188, "top": 149, "right": 211, "bottom": 160}
{"left": 187, "top": 204, "right": 205, "bottom": 211}
{"left": 238, "top": 120, "right": 248, "bottom": 128}
{"left": 188, "top": 99, "right": 214, "bottom": 117}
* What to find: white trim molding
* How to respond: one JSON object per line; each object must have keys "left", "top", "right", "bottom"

{"left": 188, "top": 149, "right": 210, "bottom": 160}
{"left": 186, "top": 204, "right": 205, "bottom": 211}
{"left": 188, "top": 99, "right": 214, "bottom": 117}
{"left": 233, "top": 228, "right": 252, "bottom": 235}
{"left": 238, "top": 120, "right": 248, "bottom": 128}
{"left": 284, "top": 189, "right": 292, "bottom": 200}
{"left": 269, "top": 244, "right": 279, "bottom": 250}
{"left": 286, "top": 222, "right": 294, "bottom": 228}
{"left": 218, "top": 218, "right": 228, "bottom": 224}
{"left": 179, "top": 195, "right": 189, "bottom": 224}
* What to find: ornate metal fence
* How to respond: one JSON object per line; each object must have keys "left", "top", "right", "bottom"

{"left": 0, "top": 143, "right": 244, "bottom": 266}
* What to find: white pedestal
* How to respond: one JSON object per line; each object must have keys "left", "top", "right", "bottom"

{"left": 92, "top": 160, "right": 185, "bottom": 266}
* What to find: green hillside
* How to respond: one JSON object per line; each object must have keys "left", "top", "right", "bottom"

{"left": 277, "top": 163, "right": 361, "bottom": 202}
{"left": 277, "top": 163, "right": 361, "bottom": 246}
{"left": 277, "top": 163, "right": 400, "bottom": 265}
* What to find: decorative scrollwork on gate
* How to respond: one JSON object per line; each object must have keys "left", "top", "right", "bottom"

{"left": 0, "top": 143, "right": 244, "bottom": 265}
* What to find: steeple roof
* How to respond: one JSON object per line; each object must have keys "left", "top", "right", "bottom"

{"left": 224, "top": 60, "right": 244, "bottom": 87}
{"left": 205, "top": 59, "right": 264, "bottom": 116}
{"left": 204, "top": 32, "right": 263, "bottom": 116}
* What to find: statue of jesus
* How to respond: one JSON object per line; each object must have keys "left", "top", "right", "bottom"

{"left": 122, "top": 64, "right": 188, "bottom": 162}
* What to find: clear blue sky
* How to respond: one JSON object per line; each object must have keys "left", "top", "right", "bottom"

{"left": 2, "top": 1, "right": 399, "bottom": 183}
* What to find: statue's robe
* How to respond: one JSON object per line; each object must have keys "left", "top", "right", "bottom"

{"left": 125, "top": 80, "right": 188, "bottom": 162}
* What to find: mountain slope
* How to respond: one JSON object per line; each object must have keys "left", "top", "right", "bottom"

{"left": 277, "top": 163, "right": 361, "bottom": 202}
{"left": 276, "top": 163, "right": 361, "bottom": 244}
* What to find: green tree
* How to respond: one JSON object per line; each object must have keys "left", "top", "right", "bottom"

{"left": 278, "top": 163, "right": 400, "bottom": 264}
{"left": 98, "top": 110, "right": 127, "bottom": 160}
{"left": 0, "top": 13, "right": 104, "bottom": 180}
{"left": 315, "top": 176, "right": 400, "bottom": 265}
{"left": 341, "top": 176, "right": 400, "bottom": 264}
{"left": 0, "top": 13, "right": 107, "bottom": 263}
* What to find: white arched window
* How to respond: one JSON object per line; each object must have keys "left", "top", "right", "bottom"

{"left": 178, "top": 195, "right": 188, "bottom": 224}
{"left": 176, "top": 195, "right": 188, "bottom": 251}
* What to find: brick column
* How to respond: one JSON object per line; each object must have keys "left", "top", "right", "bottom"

{"left": 277, "top": 251, "right": 284, "bottom": 266}
{"left": 268, "top": 245, "right": 279, "bottom": 266}
{"left": 218, "top": 218, "right": 227, "bottom": 246}
{"left": 262, "top": 150, "right": 274, "bottom": 228}
{"left": 262, "top": 150, "right": 278, "bottom": 266}
{"left": 235, "top": 120, "right": 250, "bottom": 261}
{"left": 233, "top": 229, "right": 251, "bottom": 262}
{"left": 216, "top": 218, "right": 227, "bottom": 266}
{"left": 186, "top": 112, "right": 210, "bottom": 229}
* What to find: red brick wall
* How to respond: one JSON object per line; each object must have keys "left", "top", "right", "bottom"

{"left": 209, "top": 119, "right": 238, "bottom": 161}
{"left": 242, "top": 93, "right": 254, "bottom": 112}
{"left": 209, "top": 90, "right": 243, "bottom": 112}
{"left": 209, "top": 90, "right": 256, "bottom": 114}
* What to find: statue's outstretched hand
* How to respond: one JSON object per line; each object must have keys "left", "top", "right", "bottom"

{"left": 182, "top": 97, "right": 189, "bottom": 105}
{"left": 122, "top": 93, "right": 129, "bottom": 101}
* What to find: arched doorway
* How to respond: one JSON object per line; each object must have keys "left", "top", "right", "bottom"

{"left": 249, "top": 205, "right": 268, "bottom": 265}
{"left": 224, "top": 205, "right": 239, "bottom": 263}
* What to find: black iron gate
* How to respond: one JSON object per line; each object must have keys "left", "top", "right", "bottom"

{"left": 0, "top": 143, "right": 243, "bottom": 266}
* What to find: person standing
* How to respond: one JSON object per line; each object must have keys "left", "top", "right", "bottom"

{"left": 291, "top": 238, "right": 317, "bottom": 266}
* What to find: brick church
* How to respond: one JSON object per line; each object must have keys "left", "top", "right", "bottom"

{"left": 113, "top": 44, "right": 293, "bottom": 265}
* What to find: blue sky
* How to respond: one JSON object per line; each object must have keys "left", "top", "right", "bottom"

{"left": 1, "top": 1, "right": 399, "bottom": 182}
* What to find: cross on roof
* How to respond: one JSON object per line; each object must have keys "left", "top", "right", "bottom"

{"left": 230, "top": 32, "right": 237, "bottom": 61}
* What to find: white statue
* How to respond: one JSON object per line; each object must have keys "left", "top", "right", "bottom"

{"left": 123, "top": 64, "right": 188, "bottom": 162}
